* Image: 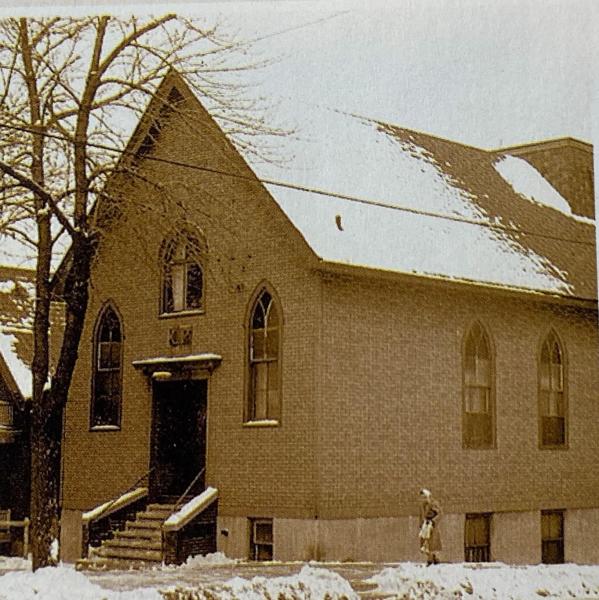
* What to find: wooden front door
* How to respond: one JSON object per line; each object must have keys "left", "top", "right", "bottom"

{"left": 150, "top": 379, "right": 207, "bottom": 503}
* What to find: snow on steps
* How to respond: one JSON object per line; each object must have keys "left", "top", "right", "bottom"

{"left": 78, "top": 503, "right": 175, "bottom": 570}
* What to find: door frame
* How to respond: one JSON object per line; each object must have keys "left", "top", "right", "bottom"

{"left": 149, "top": 376, "right": 209, "bottom": 503}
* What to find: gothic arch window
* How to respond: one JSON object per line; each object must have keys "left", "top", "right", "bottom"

{"left": 161, "top": 232, "right": 204, "bottom": 314}
{"left": 539, "top": 331, "right": 566, "bottom": 447}
{"left": 463, "top": 322, "right": 495, "bottom": 448}
{"left": 91, "top": 304, "right": 123, "bottom": 429}
{"left": 246, "top": 287, "right": 281, "bottom": 423}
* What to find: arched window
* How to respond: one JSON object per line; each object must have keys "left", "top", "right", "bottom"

{"left": 463, "top": 322, "right": 494, "bottom": 448}
{"left": 247, "top": 288, "right": 281, "bottom": 423}
{"left": 91, "top": 305, "right": 122, "bottom": 429}
{"left": 161, "top": 233, "right": 204, "bottom": 314}
{"left": 539, "top": 331, "right": 566, "bottom": 447}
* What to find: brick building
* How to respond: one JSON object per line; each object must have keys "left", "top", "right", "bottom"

{"left": 59, "top": 72, "right": 599, "bottom": 565}
{"left": 0, "top": 265, "right": 35, "bottom": 556}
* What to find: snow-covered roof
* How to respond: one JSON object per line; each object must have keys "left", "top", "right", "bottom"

{"left": 239, "top": 103, "right": 596, "bottom": 300}
{"left": 0, "top": 266, "right": 35, "bottom": 399}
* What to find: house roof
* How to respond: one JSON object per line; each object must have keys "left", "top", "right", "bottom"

{"left": 236, "top": 103, "right": 596, "bottom": 301}
{"left": 0, "top": 265, "right": 35, "bottom": 399}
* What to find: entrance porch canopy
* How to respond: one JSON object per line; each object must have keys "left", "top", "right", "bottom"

{"left": 132, "top": 353, "right": 222, "bottom": 378}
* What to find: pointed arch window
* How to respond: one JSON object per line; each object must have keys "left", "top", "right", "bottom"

{"left": 247, "top": 288, "right": 281, "bottom": 423}
{"left": 539, "top": 332, "right": 566, "bottom": 447}
{"left": 91, "top": 305, "right": 122, "bottom": 429}
{"left": 463, "top": 323, "right": 494, "bottom": 448}
{"left": 161, "top": 234, "right": 204, "bottom": 314}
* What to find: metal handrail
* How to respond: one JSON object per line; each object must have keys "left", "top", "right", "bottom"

{"left": 85, "top": 466, "right": 155, "bottom": 524}
{"left": 172, "top": 467, "right": 206, "bottom": 513}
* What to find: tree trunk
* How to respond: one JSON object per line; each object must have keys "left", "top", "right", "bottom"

{"left": 29, "top": 399, "right": 62, "bottom": 570}
{"left": 30, "top": 235, "right": 95, "bottom": 570}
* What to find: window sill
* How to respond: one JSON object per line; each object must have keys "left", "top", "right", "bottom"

{"left": 90, "top": 425, "right": 121, "bottom": 432}
{"left": 539, "top": 444, "right": 568, "bottom": 450}
{"left": 243, "top": 420, "right": 280, "bottom": 428}
{"left": 159, "top": 309, "right": 205, "bottom": 320}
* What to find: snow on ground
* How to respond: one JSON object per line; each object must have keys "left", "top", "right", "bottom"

{"left": 368, "top": 562, "right": 599, "bottom": 599}
{"left": 0, "top": 564, "right": 162, "bottom": 599}
{"left": 2, "top": 556, "right": 599, "bottom": 599}
{"left": 180, "top": 552, "right": 238, "bottom": 568}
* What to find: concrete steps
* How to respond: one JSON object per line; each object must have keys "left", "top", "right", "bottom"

{"left": 78, "top": 502, "right": 175, "bottom": 570}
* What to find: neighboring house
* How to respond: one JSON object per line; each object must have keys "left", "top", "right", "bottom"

{"left": 0, "top": 265, "right": 64, "bottom": 556}
{"left": 0, "top": 265, "right": 34, "bottom": 556}
{"left": 59, "top": 72, "right": 598, "bottom": 565}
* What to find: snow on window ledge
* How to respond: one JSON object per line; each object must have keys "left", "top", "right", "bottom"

{"left": 158, "top": 309, "right": 205, "bottom": 320}
{"left": 90, "top": 425, "right": 121, "bottom": 432}
{"left": 243, "top": 419, "right": 280, "bottom": 428}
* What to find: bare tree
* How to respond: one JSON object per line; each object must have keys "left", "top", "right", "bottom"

{"left": 0, "top": 15, "right": 286, "bottom": 569}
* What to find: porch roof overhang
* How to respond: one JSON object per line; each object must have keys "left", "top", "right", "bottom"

{"left": 132, "top": 353, "right": 222, "bottom": 378}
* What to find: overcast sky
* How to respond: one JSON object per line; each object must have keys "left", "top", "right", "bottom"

{"left": 0, "top": 0, "right": 596, "bottom": 265}
{"left": 1, "top": 0, "right": 594, "bottom": 149}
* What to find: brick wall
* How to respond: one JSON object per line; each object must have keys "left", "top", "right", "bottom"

{"left": 317, "top": 271, "right": 599, "bottom": 519}
{"left": 61, "top": 85, "right": 321, "bottom": 518}
{"left": 61, "top": 79, "right": 599, "bottom": 557}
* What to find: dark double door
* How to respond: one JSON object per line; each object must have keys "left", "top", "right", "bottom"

{"left": 150, "top": 379, "right": 207, "bottom": 503}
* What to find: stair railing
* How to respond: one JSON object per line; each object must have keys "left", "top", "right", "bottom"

{"left": 81, "top": 467, "right": 155, "bottom": 558}
{"left": 82, "top": 467, "right": 155, "bottom": 525}
{"left": 172, "top": 467, "right": 206, "bottom": 513}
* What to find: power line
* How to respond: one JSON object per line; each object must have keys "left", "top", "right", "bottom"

{"left": 0, "top": 121, "right": 594, "bottom": 249}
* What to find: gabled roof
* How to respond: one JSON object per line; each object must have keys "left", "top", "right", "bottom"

{"left": 0, "top": 265, "right": 35, "bottom": 400}
{"left": 98, "top": 73, "right": 598, "bottom": 303}
{"left": 236, "top": 103, "right": 596, "bottom": 301}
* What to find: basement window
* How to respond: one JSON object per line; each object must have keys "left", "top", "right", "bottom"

{"left": 541, "top": 510, "right": 564, "bottom": 564}
{"left": 465, "top": 513, "right": 491, "bottom": 562}
{"left": 250, "top": 518, "right": 273, "bottom": 561}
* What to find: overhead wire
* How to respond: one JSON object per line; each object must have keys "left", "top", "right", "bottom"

{"left": 0, "top": 121, "right": 594, "bottom": 249}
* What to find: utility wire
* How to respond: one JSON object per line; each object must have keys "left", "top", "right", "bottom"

{"left": 0, "top": 121, "right": 594, "bottom": 249}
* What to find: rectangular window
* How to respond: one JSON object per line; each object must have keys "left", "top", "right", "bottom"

{"left": 465, "top": 513, "right": 491, "bottom": 562}
{"left": 0, "top": 401, "right": 13, "bottom": 428}
{"left": 250, "top": 518, "right": 273, "bottom": 561}
{"left": 541, "top": 510, "right": 564, "bottom": 564}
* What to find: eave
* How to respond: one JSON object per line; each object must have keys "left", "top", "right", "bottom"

{"left": 315, "top": 260, "right": 598, "bottom": 312}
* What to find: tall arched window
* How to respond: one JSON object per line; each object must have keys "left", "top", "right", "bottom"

{"left": 91, "top": 305, "right": 123, "bottom": 429}
{"left": 539, "top": 331, "right": 566, "bottom": 447}
{"left": 463, "top": 322, "right": 494, "bottom": 448}
{"left": 247, "top": 288, "right": 281, "bottom": 423}
{"left": 161, "top": 233, "right": 204, "bottom": 314}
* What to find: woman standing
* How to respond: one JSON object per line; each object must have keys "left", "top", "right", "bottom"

{"left": 419, "top": 488, "right": 442, "bottom": 565}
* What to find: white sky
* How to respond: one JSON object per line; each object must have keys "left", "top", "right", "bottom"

{"left": 0, "top": 0, "right": 596, "bottom": 266}
{"left": 0, "top": 0, "right": 593, "bottom": 149}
